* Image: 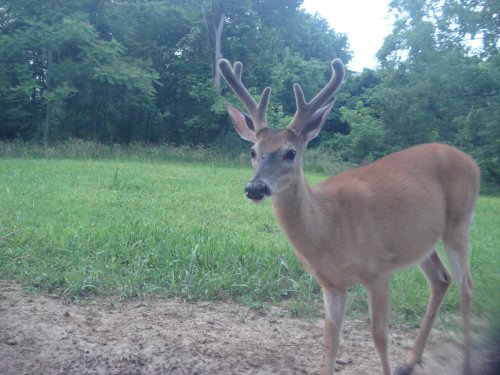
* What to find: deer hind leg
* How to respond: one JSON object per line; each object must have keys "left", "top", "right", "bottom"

{"left": 443, "top": 221, "right": 474, "bottom": 375}
{"left": 395, "top": 250, "right": 451, "bottom": 375}
{"left": 366, "top": 276, "right": 392, "bottom": 375}
{"left": 322, "top": 287, "right": 347, "bottom": 375}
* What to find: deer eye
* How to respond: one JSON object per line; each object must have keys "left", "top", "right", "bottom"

{"left": 284, "top": 149, "right": 296, "bottom": 161}
{"left": 250, "top": 148, "right": 257, "bottom": 158}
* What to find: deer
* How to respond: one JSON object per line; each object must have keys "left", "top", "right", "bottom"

{"left": 218, "top": 57, "right": 480, "bottom": 375}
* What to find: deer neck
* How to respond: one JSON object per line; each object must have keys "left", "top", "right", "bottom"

{"left": 271, "top": 168, "right": 325, "bottom": 255}
{"left": 270, "top": 169, "right": 349, "bottom": 287}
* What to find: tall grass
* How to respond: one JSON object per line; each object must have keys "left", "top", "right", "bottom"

{"left": 0, "top": 139, "right": 350, "bottom": 175}
{"left": 0, "top": 144, "right": 498, "bottom": 324}
{"left": 0, "top": 139, "right": 247, "bottom": 165}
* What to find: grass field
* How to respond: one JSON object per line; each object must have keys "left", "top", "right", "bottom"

{"left": 1, "top": 154, "right": 499, "bottom": 325}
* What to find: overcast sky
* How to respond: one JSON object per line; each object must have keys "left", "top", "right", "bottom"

{"left": 301, "top": 0, "right": 393, "bottom": 71}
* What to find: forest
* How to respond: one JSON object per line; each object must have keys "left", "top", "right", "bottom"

{"left": 0, "top": 0, "right": 499, "bottom": 184}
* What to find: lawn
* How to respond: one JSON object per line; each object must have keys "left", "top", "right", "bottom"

{"left": 0, "top": 156, "right": 498, "bottom": 324}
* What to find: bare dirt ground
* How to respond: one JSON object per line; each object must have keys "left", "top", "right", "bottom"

{"left": 0, "top": 281, "right": 494, "bottom": 375}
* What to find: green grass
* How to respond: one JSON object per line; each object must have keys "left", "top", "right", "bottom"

{"left": 0, "top": 158, "right": 319, "bottom": 304}
{"left": 0, "top": 155, "right": 499, "bottom": 325}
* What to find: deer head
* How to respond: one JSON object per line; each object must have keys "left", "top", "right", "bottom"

{"left": 219, "top": 58, "right": 345, "bottom": 201}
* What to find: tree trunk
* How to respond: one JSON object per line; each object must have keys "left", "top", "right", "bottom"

{"left": 42, "top": 100, "right": 52, "bottom": 146}
{"left": 144, "top": 111, "right": 152, "bottom": 143}
{"left": 213, "top": 12, "right": 225, "bottom": 95}
{"left": 91, "top": 83, "right": 98, "bottom": 141}
{"left": 42, "top": 51, "right": 53, "bottom": 146}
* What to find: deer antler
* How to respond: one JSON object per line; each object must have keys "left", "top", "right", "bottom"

{"left": 218, "top": 59, "right": 271, "bottom": 131}
{"left": 289, "top": 58, "right": 345, "bottom": 131}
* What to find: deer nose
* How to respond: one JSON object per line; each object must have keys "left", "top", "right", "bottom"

{"left": 245, "top": 181, "right": 270, "bottom": 201}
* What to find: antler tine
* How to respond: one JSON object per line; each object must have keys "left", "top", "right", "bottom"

{"left": 293, "top": 58, "right": 345, "bottom": 121}
{"left": 293, "top": 83, "right": 307, "bottom": 113}
{"left": 218, "top": 59, "right": 270, "bottom": 125}
{"left": 233, "top": 61, "right": 243, "bottom": 80}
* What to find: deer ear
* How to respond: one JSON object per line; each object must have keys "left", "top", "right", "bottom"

{"left": 226, "top": 104, "right": 257, "bottom": 143}
{"left": 301, "top": 101, "right": 335, "bottom": 144}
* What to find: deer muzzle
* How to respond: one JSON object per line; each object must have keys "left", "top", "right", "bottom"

{"left": 245, "top": 181, "right": 271, "bottom": 201}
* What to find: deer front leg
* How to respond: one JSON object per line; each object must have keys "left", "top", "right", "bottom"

{"left": 322, "top": 286, "right": 347, "bottom": 375}
{"left": 366, "top": 276, "right": 392, "bottom": 375}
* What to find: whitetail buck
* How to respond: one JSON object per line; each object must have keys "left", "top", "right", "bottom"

{"left": 219, "top": 57, "right": 480, "bottom": 375}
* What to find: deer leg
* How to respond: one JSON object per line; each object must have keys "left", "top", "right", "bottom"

{"left": 366, "top": 276, "right": 392, "bottom": 375}
{"left": 322, "top": 287, "right": 347, "bottom": 375}
{"left": 444, "top": 225, "right": 474, "bottom": 375}
{"left": 395, "top": 250, "right": 451, "bottom": 375}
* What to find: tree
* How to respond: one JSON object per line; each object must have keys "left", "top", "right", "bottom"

{"left": 202, "top": 0, "right": 230, "bottom": 94}
{"left": 367, "top": 0, "right": 500, "bottom": 182}
{"left": 0, "top": 0, "right": 352, "bottom": 146}
{"left": 441, "top": 0, "right": 500, "bottom": 57}
{"left": 0, "top": 0, "right": 158, "bottom": 143}
{"left": 334, "top": 103, "right": 386, "bottom": 163}
{"left": 0, "top": 6, "right": 40, "bottom": 139}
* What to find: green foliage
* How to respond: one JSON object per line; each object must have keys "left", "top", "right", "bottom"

{"left": 441, "top": 0, "right": 500, "bottom": 57}
{"left": 270, "top": 51, "right": 337, "bottom": 115}
{"left": 0, "top": 0, "right": 350, "bottom": 145}
{"left": 349, "top": 0, "right": 500, "bottom": 185}
{"left": 461, "top": 55, "right": 500, "bottom": 184}
{"left": 0, "top": 1, "right": 159, "bottom": 143}
{"left": 333, "top": 103, "right": 387, "bottom": 163}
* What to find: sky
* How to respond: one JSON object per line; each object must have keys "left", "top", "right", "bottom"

{"left": 301, "top": 0, "right": 393, "bottom": 72}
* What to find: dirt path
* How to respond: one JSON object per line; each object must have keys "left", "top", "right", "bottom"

{"left": 0, "top": 281, "right": 491, "bottom": 375}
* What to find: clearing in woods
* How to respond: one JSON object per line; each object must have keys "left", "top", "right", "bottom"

{"left": 1, "top": 158, "right": 498, "bottom": 374}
